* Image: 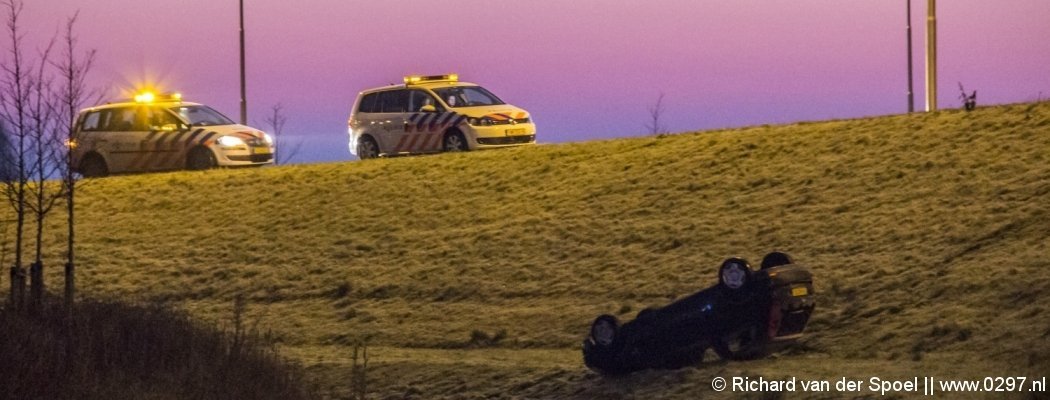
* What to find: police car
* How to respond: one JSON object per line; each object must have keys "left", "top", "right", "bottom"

{"left": 347, "top": 74, "right": 536, "bottom": 159}
{"left": 71, "top": 92, "right": 274, "bottom": 177}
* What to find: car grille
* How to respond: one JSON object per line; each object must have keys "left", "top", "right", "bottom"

{"left": 489, "top": 118, "right": 531, "bottom": 125}
{"left": 477, "top": 135, "right": 535, "bottom": 145}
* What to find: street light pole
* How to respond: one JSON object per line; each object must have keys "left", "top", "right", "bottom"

{"left": 239, "top": 0, "right": 247, "bottom": 125}
{"left": 906, "top": 0, "right": 914, "bottom": 113}
{"left": 925, "top": 0, "right": 937, "bottom": 112}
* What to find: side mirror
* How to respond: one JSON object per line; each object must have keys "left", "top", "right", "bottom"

{"left": 420, "top": 104, "right": 437, "bottom": 113}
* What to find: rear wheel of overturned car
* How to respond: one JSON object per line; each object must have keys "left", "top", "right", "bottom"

{"left": 590, "top": 314, "right": 620, "bottom": 348}
{"left": 719, "top": 257, "right": 752, "bottom": 291}
{"left": 760, "top": 251, "right": 794, "bottom": 270}
{"left": 443, "top": 130, "right": 468, "bottom": 152}
{"left": 187, "top": 147, "right": 217, "bottom": 170}
{"left": 357, "top": 136, "right": 379, "bottom": 159}
{"left": 79, "top": 153, "right": 109, "bottom": 178}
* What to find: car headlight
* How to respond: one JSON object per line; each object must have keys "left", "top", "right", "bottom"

{"left": 263, "top": 132, "right": 274, "bottom": 145}
{"left": 217, "top": 135, "right": 246, "bottom": 147}
{"left": 468, "top": 117, "right": 494, "bottom": 126}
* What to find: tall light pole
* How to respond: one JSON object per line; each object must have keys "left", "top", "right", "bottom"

{"left": 239, "top": 0, "right": 247, "bottom": 125}
{"left": 906, "top": 0, "right": 914, "bottom": 113}
{"left": 925, "top": 0, "right": 937, "bottom": 112}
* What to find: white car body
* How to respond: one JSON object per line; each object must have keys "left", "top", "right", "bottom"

{"left": 71, "top": 98, "right": 274, "bottom": 175}
{"left": 348, "top": 75, "right": 536, "bottom": 158}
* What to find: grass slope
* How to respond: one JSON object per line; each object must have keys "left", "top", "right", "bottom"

{"left": 16, "top": 102, "right": 1050, "bottom": 399}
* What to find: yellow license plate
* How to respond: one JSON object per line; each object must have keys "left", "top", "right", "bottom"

{"left": 791, "top": 287, "right": 809, "bottom": 297}
{"left": 252, "top": 147, "right": 272, "bottom": 155}
{"left": 505, "top": 128, "right": 526, "bottom": 135}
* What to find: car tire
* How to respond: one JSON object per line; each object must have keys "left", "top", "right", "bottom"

{"left": 79, "top": 153, "right": 109, "bottom": 178}
{"left": 760, "top": 251, "right": 794, "bottom": 270}
{"left": 357, "top": 136, "right": 379, "bottom": 159}
{"left": 590, "top": 314, "right": 620, "bottom": 348}
{"left": 443, "top": 130, "right": 468, "bottom": 152}
{"left": 718, "top": 257, "right": 752, "bottom": 291}
{"left": 186, "top": 147, "right": 217, "bottom": 171}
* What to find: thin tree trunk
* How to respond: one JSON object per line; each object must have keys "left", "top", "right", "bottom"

{"left": 30, "top": 194, "right": 44, "bottom": 311}
{"left": 65, "top": 179, "right": 74, "bottom": 311}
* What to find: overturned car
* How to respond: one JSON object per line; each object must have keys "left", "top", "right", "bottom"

{"left": 582, "top": 252, "right": 815, "bottom": 374}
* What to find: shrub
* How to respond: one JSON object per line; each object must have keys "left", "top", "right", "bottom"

{"left": 0, "top": 298, "right": 314, "bottom": 400}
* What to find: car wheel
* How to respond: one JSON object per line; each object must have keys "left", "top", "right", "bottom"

{"left": 760, "top": 251, "right": 794, "bottom": 270}
{"left": 590, "top": 314, "right": 620, "bottom": 348}
{"left": 714, "top": 324, "right": 768, "bottom": 361}
{"left": 79, "top": 154, "right": 109, "bottom": 178}
{"left": 357, "top": 136, "right": 379, "bottom": 159}
{"left": 443, "top": 130, "right": 468, "bottom": 152}
{"left": 719, "top": 257, "right": 752, "bottom": 291}
{"left": 186, "top": 147, "right": 217, "bottom": 171}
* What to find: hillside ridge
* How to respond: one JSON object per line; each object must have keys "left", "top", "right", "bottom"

{"left": 15, "top": 101, "right": 1050, "bottom": 399}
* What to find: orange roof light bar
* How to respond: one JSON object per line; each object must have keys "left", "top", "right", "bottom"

{"left": 404, "top": 74, "right": 459, "bottom": 85}
{"left": 133, "top": 91, "right": 183, "bottom": 103}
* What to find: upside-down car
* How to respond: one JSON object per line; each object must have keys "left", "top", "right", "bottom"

{"left": 583, "top": 252, "right": 815, "bottom": 374}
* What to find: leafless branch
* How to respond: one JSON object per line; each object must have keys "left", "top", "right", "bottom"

{"left": 263, "top": 103, "right": 301, "bottom": 165}
{"left": 50, "top": 10, "right": 98, "bottom": 309}
{"left": 1, "top": 0, "right": 32, "bottom": 308}
{"left": 645, "top": 92, "right": 668, "bottom": 135}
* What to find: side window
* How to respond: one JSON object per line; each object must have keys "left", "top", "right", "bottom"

{"left": 79, "top": 111, "right": 104, "bottom": 131}
{"left": 409, "top": 90, "right": 444, "bottom": 112}
{"left": 378, "top": 90, "right": 408, "bottom": 113}
{"left": 147, "top": 107, "right": 180, "bottom": 131}
{"left": 358, "top": 92, "right": 379, "bottom": 113}
{"left": 105, "top": 107, "right": 144, "bottom": 132}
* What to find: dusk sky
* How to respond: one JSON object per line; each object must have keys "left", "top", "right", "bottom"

{"left": 21, "top": 1, "right": 1050, "bottom": 163}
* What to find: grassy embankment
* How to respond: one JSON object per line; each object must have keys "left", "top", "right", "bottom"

{"left": 8, "top": 101, "right": 1050, "bottom": 399}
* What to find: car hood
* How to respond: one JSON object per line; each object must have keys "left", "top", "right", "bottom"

{"left": 456, "top": 104, "right": 530, "bottom": 120}
{"left": 196, "top": 124, "right": 268, "bottom": 141}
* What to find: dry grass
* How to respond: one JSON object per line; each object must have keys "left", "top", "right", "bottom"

{"left": 0, "top": 298, "right": 312, "bottom": 400}
{"left": 6, "top": 101, "right": 1050, "bottom": 398}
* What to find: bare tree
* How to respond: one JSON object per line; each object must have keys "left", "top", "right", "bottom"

{"left": 24, "top": 36, "right": 62, "bottom": 312}
{"left": 263, "top": 103, "right": 301, "bottom": 165}
{"left": 958, "top": 82, "right": 976, "bottom": 111}
{"left": 51, "top": 11, "right": 97, "bottom": 310}
{"left": 0, "top": 0, "right": 33, "bottom": 310}
{"left": 645, "top": 92, "right": 668, "bottom": 135}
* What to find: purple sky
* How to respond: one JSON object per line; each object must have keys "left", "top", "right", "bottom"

{"left": 21, "top": 1, "right": 1050, "bottom": 163}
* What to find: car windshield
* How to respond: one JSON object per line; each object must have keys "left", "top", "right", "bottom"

{"left": 169, "top": 105, "right": 235, "bottom": 126}
{"left": 431, "top": 86, "right": 505, "bottom": 108}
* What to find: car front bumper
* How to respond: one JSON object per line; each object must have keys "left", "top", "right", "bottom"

{"left": 215, "top": 145, "right": 274, "bottom": 166}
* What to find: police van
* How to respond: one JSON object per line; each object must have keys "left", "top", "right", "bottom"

{"left": 71, "top": 92, "right": 274, "bottom": 177}
{"left": 347, "top": 74, "right": 536, "bottom": 159}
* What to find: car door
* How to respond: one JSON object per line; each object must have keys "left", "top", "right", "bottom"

{"left": 404, "top": 90, "right": 448, "bottom": 153}
{"left": 87, "top": 106, "right": 150, "bottom": 173}
{"left": 143, "top": 106, "right": 190, "bottom": 171}
{"left": 374, "top": 89, "right": 409, "bottom": 153}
